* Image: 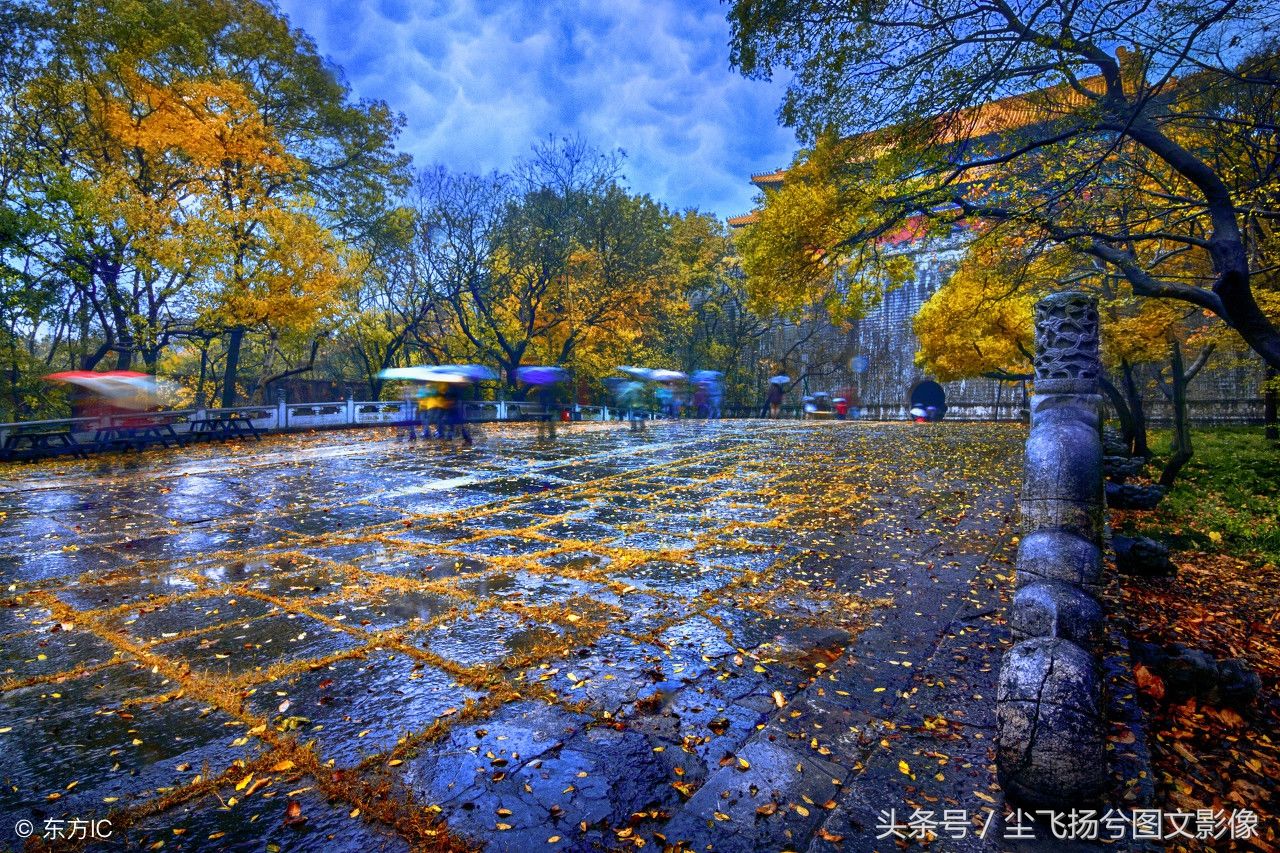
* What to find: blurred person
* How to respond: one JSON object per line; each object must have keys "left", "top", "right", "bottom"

{"left": 514, "top": 366, "right": 569, "bottom": 441}
{"left": 400, "top": 386, "right": 419, "bottom": 440}
{"left": 767, "top": 381, "right": 784, "bottom": 419}
{"left": 622, "top": 380, "right": 646, "bottom": 431}
{"left": 654, "top": 383, "right": 673, "bottom": 419}
{"left": 535, "top": 383, "right": 560, "bottom": 440}
{"left": 422, "top": 383, "right": 446, "bottom": 438}
{"left": 692, "top": 382, "right": 708, "bottom": 418}
{"left": 442, "top": 381, "right": 472, "bottom": 445}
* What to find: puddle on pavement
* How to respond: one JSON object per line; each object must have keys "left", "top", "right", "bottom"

{"left": 102, "top": 594, "right": 277, "bottom": 644}
{"left": 123, "top": 775, "right": 409, "bottom": 852}
{"left": 0, "top": 664, "right": 262, "bottom": 821}
{"left": 155, "top": 614, "right": 362, "bottom": 676}
{"left": 0, "top": 625, "right": 126, "bottom": 681}
{"left": 614, "top": 560, "right": 732, "bottom": 599}
{"left": 316, "top": 590, "right": 463, "bottom": 633}
{"left": 246, "top": 651, "right": 484, "bottom": 767}
{"left": 417, "top": 610, "right": 553, "bottom": 669}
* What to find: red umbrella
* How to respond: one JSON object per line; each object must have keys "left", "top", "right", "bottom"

{"left": 45, "top": 370, "right": 160, "bottom": 409}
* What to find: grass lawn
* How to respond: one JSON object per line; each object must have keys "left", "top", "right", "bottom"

{"left": 1111, "top": 425, "right": 1279, "bottom": 851}
{"left": 1117, "top": 426, "right": 1280, "bottom": 566}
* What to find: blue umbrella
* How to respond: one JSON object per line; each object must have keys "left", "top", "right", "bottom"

{"left": 515, "top": 365, "right": 569, "bottom": 384}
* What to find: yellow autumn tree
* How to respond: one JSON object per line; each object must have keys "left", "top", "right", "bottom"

{"left": 913, "top": 230, "right": 1046, "bottom": 381}
{"left": 735, "top": 133, "right": 918, "bottom": 325}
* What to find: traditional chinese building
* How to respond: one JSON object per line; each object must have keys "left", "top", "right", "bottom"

{"left": 730, "top": 119, "right": 1266, "bottom": 424}
{"left": 729, "top": 172, "right": 1027, "bottom": 420}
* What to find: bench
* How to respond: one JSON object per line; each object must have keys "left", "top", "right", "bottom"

{"left": 186, "top": 413, "right": 262, "bottom": 442}
{"left": 1, "top": 426, "right": 88, "bottom": 461}
{"left": 92, "top": 415, "right": 186, "bottom": 452}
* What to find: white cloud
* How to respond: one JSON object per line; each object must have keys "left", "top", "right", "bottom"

{"left": 277, "top": 0, "right": 796, "bottom": 218}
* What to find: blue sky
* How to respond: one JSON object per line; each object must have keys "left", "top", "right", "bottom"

{"left": 275, "top": 0, "right": 797, "bottom": 220}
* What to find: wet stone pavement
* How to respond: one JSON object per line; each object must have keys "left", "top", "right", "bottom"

{"left": 0, "top": 420, "right": 1026, "bottom": 852}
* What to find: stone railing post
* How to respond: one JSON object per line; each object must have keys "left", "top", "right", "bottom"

{"left": 275, "top": 387, "right": 287, "bottom": 431}
{"left": 997, "top": 291, "right": 1108, "bottom": 807}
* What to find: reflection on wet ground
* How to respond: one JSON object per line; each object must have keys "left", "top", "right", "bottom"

{"left": 0, "top": 420, "right": 1023, "bottom": 851}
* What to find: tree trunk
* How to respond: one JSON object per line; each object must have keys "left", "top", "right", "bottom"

{"left": 1098, "top": 374, "right": 1133, "bottom": 451}
{"left": 196, "top": 344, "right": 209, "bottom": 408}
{"left": 220, "top": 326, "right": 245, "bottom": 408}
{"left": 261, "top": 338, "right": 320, "bottom": 398}
{"left": 1120, "top": 359, "right": 1149, "bottom": 458}
{"left": 1265, "top": 365, "right": 1278, "bottom": 443}
{"left": 80, "top": 339, "right": 112, "bottom": 371}
{"left": 1159, "top": 341, "right": 1193, "bottom": 488}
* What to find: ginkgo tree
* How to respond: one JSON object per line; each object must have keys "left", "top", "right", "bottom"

{"left": 3, "top": 0, "right": 406, "bottom": 407}
{"left": 728, "top": 1, "right": 1280, "bottom": 371}
{"left": 913, "top": 218, "right": 1237, "bottom": 481}
{"left": 412, "top": 138, "right": 696, "bottom": 399}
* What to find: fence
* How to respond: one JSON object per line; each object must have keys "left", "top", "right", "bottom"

{"left": 0, "top": 398, "right": 645, "bottom": 447}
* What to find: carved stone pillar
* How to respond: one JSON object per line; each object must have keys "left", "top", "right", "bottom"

{"left": 997, "top": 292, "right": 1108, "bottom": 807}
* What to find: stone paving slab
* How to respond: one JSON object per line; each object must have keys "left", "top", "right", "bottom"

{"left": 0, "top": 421, "right": 1046, "bottom": 852}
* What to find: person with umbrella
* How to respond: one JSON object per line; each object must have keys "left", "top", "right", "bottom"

{"left": 692, "top": 370, "right": 723, "bottom": 420}
{"left": 45, "top": 370, "right": 164, "bottom": 430}
{"left": 436, "top": 365, "right": 496, "bottom": 445}
{"left": 379, "top": 365, "right": 492, "bottom": 445}
{"left": 515, "top": 366, "right": 569, "bottom": 440}
{"left": 649, "top": 369, "right": 686, "bottom": 418}
{"left": 615, "top": 367, "right": 654, "bottom": 429}
{"left": 766, "top": 375, "right": 788, "bottom": 419}
{"left": 613, "top": 368, "right": 651, "bottom": 431}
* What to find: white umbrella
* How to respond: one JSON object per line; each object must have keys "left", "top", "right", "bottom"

{"left": 910, "top": 406, "right": 927, "bottom": 418}
{"left": 616, "top": 365, "right": 655, "bottom": 380}
{"left": 379, "top": 366, "right": 470, "bottom": 383}
{"left": 650, "top": 369, "right": 687, "bottom": 382}
{"left": 769, "top": 375, "right": 791, "bottom": 385}
{"left": 379, "top": 366, "right": 428, "bottom": 381}
{"left": 439, "top": 364, "right": 498, "bottom": 381}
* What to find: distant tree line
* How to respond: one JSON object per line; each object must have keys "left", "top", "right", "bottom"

{"left": 0, "top": 0, "right": 841, "bottom": 421}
